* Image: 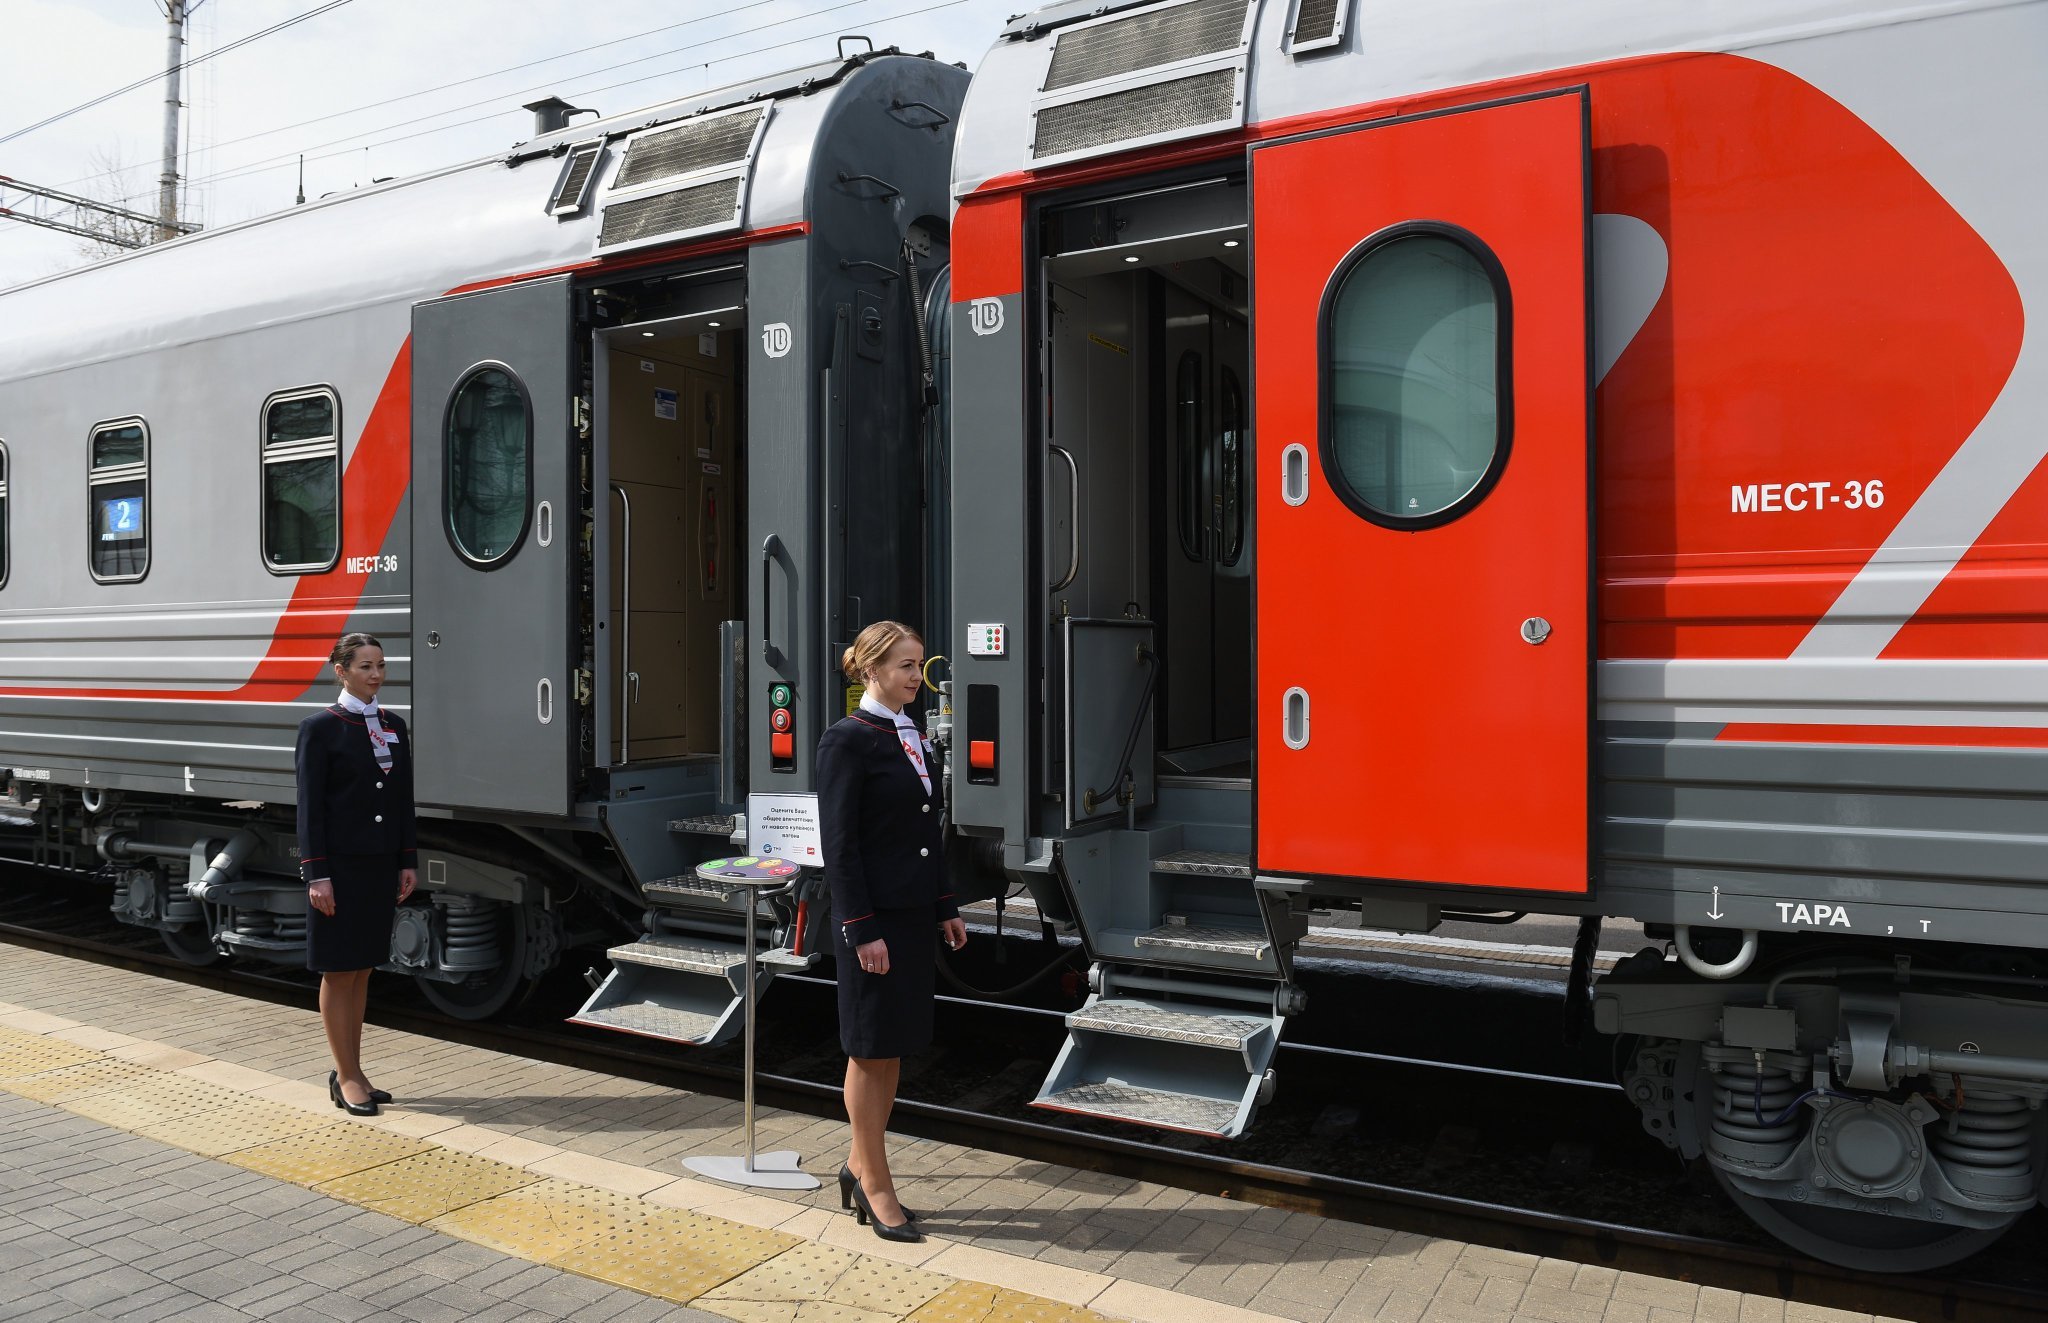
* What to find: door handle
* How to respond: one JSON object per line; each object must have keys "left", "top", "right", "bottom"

{"left": 537, "top": 678, "right": 554, "bottom": 725}
{"left": 761, "top": 534, "right": 786, "bottom": 668}
{"left": 1281, "top": 443, "right": 1309, "bottom": 507}
{"left": 1049, "top": 444, "right": 1079, "bottom": 592}
{"left": 1282, "top": 686, "right": 1310, "bottom": 750}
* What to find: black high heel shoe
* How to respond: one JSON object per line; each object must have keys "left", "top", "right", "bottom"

{"left": 329, "top": 1071, "right": 379, "bottom": 1117}
{"left": 839, "top": 1165, "right": 918, "bottom": 1222}
{"left": 849, "top": 1181, "right": 923, "bottom": 1244}
{"left": 367, "top": 1088, "right": 393, "bottom": 1105}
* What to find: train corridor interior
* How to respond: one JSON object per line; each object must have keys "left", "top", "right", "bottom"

{"left": 1043, "top": 177, "right": 1254, "bottom": 815}
{"left": 600, "top": 309, "right": 744, "bottom": 769}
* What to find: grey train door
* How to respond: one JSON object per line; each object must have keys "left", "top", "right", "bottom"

{"left": 410, "top": 276, "right": 578, "bottom": 816}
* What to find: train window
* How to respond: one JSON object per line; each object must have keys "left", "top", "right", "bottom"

{"left": 261, "top": 387, "right": 341, "bottom": 573}
{"left": 1321, "top": 227, "right": 1509, "bottom": 529}
{"left": 0, "top": 441, "right": 8, "bottom": 590}
{"left": 444, "top": 365, "right": 532, "bottom": 567}
{"left": 1175, "top": 349, "right": 1203, "bottom": 561}
{"left": 1219, "top": 366, "right": 1245, "bottom": 566}
{"left": 88, "top": 418, "right": 149, "bottom": 583}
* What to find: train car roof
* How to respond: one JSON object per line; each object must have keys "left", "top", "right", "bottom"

{"left": 953, "top": 0, "right": 2015, "bottom": 198}
{"left": 0, "top": 49, "right": 959, "bottom": 385}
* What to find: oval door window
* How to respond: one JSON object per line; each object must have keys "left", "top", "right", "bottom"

{"left": 1321, "top": 226, "right": 1510, "bottom": 529}
{"left": 444, "top": 365, "right": 532, "bottom": 566}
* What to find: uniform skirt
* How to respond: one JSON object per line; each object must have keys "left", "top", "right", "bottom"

{"left": 306, "top": 852, "right": 401, "bottom": 973}
{"left": 835, "top": 905, "right": 939, "bottom": 1060}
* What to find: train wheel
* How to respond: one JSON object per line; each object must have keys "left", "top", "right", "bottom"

{"left": 1711, "top": 1167, "right": 2018, "bottom": 1272}
{"left": 158, "top": 923, "right": 222, "bottom": 967}
{"left": 413, "top": 902, "right": 535, "bottom": 1021}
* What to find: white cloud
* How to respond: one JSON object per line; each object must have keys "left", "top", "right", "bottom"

{"left": 1, "top": 0, "right": 1019, "bottom": 289}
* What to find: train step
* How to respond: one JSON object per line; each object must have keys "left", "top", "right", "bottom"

{"left": 1032, "top": 980, "right": 1292, "bottom": 1139}
{"left": 644, "top": 875, "right": 741, "bottom": 906}
{"left": 569, "top": 933, "right": 800, "bottom": 1048}
{"left": 668, "top": 814, "right": 740, "bottom": 839}
{"left": 1132, "top": 917, "right": 1270, "bottom": 960}
{"left": 1152, "top": 850, "right": 1251, "bottom": 879}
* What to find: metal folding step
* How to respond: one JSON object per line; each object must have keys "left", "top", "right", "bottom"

{"left": 1133, "top": 917, "right": 1270, "bottom": 959}
{"left": 1032, "top": 979, "right": 1293, "bottom": 1139}
{"left": 568, "top": 934, "right": 751, "bottom": 1047}
{"left": 644, "top": 875, "right": 741, "bottom": 907}
{"left": 1152, "top": 850, "right": 1252, "bottom": 879}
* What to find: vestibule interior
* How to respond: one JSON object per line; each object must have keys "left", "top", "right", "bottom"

{"left": 1044, "top": 180, "right": 1251, "bottom": 784}
{"left": 602, "top": 319, "right": 743, "bottom": 765}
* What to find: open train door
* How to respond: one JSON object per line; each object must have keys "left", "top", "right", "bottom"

{"left": 409, "top": 276, "right": 578, "bottom": 816}
{"left": 1251, "top": 89, "right": 1592, "bottom": 894}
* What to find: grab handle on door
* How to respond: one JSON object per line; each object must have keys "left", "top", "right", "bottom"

{"left": 537, "top": 678, "right": 554, "bottom": 725}
{"left": 610, "top": 484, "right": 633, "bottom": 763}
{"left": 1049, "top": 444, "right": 1080, "bottom": 592}
{"left": 1282, "top": 444, "right": 1310, "bottom": 507}
{"left": 761, "top": 534, "right": 787, "bottom": 669}
{"left": 1282, "top": 686, "right": 1310, "bottom": 750}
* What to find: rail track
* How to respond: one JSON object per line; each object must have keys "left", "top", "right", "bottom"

{"left": 1, "top": 867, "right": 2043, "bottom": 1323}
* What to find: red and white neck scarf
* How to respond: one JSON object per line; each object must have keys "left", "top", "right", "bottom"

{"left": 860, "top": 695, "right": 929, "bottom": 795}
{"left": 338, "top": 690, "right": 396, "bottom": 772}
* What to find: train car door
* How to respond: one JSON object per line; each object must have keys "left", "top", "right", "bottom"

{"left": 410, "top": 276, "right": 578, "bottom": 816}
{"left": 1251, "top": 90, "right": 1592, "bottom": 893}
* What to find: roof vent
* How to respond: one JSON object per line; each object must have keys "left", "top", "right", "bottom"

{"left": 1029, "top": 0, "right": 1253, "bottom": 166}
{"left": 546, "top": 141, "right": 606, "bottom": 217}
{"left": 597, "top": 177, "right": 745, "bottom": 253}
{"left": 524, "top": 96, "right": 597, "bottom": 136}
{"left": 615, "top": 106, "right": 766, "bottom": 191}
{"left": 1044, "top": 0, "right": 1249, "bottom": 91}
{"left": 1287, "top": 0, "right": 1347, "bottom": 55}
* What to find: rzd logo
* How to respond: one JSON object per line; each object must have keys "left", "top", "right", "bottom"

{"left": 968, "top": 298, "right": 1005, "bottom": 337}
{"left": 760, "top": 322, "right": 792, "bottom": 359}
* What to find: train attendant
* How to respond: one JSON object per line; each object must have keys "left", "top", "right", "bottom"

{"left": 295, "top": 632, "right": 418, "bottom": 1118}
{"left": 816, "top": 620, "right": 964, "bottom": 1243}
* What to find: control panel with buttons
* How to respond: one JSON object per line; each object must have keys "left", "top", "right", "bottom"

{"left": 965, "top": 623, "right": 1007, "bottom": 657}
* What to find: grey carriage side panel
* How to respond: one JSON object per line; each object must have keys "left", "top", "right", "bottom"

{"left": 946, "top": 289, "right": 1033, "bottom": 850}
{"left": 746, "top": 236, "right": 819, "bottom": 787}
{"left": 409, "top": 277, "right": 578, "bottom": 817}
{"left": 0, "top": 302, "right": 415, "bottom": 801}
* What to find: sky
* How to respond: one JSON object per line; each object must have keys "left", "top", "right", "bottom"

{"left": 0, "top": 0, "right": 1023, "bottom": 289}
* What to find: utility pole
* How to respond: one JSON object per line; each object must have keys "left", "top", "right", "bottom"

{"left": 157, "top": 0, "right": 189, "bottom": 243}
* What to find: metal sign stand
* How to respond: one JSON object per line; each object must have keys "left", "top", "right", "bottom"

{"left": 682, "top": 856, "right": 820, "bottom": 1191}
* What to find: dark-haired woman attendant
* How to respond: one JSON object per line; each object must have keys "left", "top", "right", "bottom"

{"left": 817, "top": 620, "right": 964, "bottom": 1243}
{"left": 296, "top": 632, "right": 418, "bottom": 1117}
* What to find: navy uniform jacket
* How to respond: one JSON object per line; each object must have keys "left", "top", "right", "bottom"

{"left": 295, "top": 704, "right": 419, "bottom": 884}
{"left": 816, "top": 710, "right": 956, "bottom": 948}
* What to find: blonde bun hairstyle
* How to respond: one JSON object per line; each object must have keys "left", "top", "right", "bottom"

{"left": 841, "top": 620, "right": 924, "bottom": 683}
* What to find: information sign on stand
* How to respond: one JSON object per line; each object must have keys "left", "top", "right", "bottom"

{"left": 747, "top": 791, "right": 822, "bottom": 863}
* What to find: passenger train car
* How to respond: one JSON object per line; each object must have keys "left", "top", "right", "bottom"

{"left": 0, "top": 48, "right": 967, "bottom": 1033}
{"left": 941, "top": 0, "right": 2046, "bottom": 1271}
{"left": 4, "top": 0, "right": 2046, "bottom": 1275}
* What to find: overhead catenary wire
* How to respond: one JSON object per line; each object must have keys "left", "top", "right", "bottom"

{"left": 178, "top": 0, "right": 966, "bottom": 195}
{"left": 0, "top": 0, "right": 354, "bottom": 149}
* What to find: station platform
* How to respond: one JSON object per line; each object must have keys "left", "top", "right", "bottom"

{"left": 0, "top": 945, "right": 1900, "bottom": 1323}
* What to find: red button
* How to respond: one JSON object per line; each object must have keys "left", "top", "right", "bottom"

{"left": 771, "top": 732, "right": 795, "bottom": 760}
{"left": 770, "top": 707, "right": 793, "bottom": 733}
{"left": 969, "top": 740, "right": 996, "bottom": 770}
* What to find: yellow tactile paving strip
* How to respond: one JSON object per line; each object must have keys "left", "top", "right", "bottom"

{"left": 0, "top": 1007, "right": 1127, "bottom": 1323}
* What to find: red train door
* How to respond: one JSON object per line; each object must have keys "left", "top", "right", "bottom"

{"left": 1251, "top": 89, "right": 1592, "bottom": 893}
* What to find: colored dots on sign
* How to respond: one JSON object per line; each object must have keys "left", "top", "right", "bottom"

{"left": 703, "top": 859, "right": 730, "bottom": 869}
{"left": 733, "top": 856, "right": 757, "bottom": 866}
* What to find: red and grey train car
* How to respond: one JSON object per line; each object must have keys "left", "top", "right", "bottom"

{"left": 940, "top": 0, "right": 2046, "bottom": 1268}
{"left": 0, "top": 50, "right": 965, "bottom": 1033}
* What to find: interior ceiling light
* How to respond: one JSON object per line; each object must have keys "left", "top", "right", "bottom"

{"left": 1223, "top": 238, "right": 1241, "bottom": 248}
{"left": 1123, "top": 254, "right": 1141, "bottom": 263}
{"left": 640, "top": 330, "right": 656, "bottom": 337}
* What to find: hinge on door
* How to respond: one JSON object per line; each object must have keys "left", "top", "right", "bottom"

{"left": 574, "top": 669, "right": 593, "bottom": 705}
{"left": 574, "top": 397, "right": 592, "bottom": 440}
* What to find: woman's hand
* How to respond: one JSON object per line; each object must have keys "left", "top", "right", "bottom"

{"left": 307, "top": 880, "right": 335, "bottom": 917}
{"left": 939, "top": 917, "right": 967, "bottom": 951}
{"left": 855, "top": 938, "right": 891, "bottom": 976}
{"left": 398, "top": 869, "right": 418, "bottom": 902}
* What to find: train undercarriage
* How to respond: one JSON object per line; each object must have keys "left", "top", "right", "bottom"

{"left": 1599, "top": 944, "right": 2048, "bottom": 1270}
